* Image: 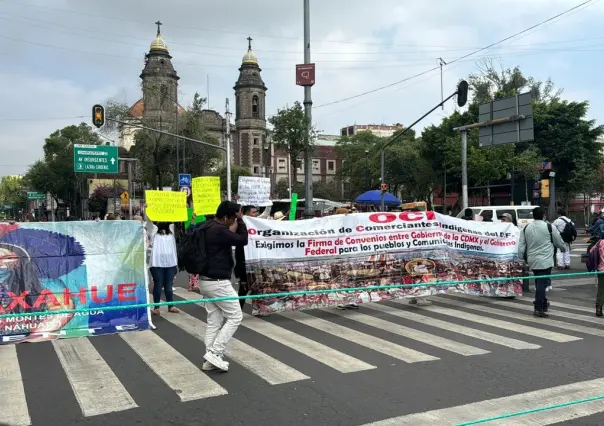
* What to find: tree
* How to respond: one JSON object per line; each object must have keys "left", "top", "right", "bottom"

{"left": 178, "top": 93, "right": 222, "bottom": 176}
{"left": 313, "top": 180, "right": 342, "bottom": 200}
{"left": 335, "top": 131, "right": 384, "bottom": 199}
{"left": 130, "top": 92, "right": 222, "bottom": 189}
{"left": 274, "top": 178, "right": 304, "bottom": 199}
{"left": 0, "top": 176, "right": 26, "bottom": 217}
{"left": 513, "top": 147, "right": 543, "bottom": 202}
{"left": 214, "top": 165, "right": 252, "bottom": 197}
{"left": 268, "top": 101, "right": 317, "bottom": 182}
{"left": 88, "top": 183, "right": 126, "bottom": 218}
{"left": 25, "top": 123, "right": 102, "bottom": 214}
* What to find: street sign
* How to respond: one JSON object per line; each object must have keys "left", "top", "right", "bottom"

{"left": 73, "top": 144, "right": 119, "bottom": 173}
{"left": 180, "top": 186, "right": 191, "bottom": 197}
{"left": 296, "top": 64, "right": 315, "bottom": 86}
{"left": 478, "top": 92, "right": 534, "bottom": 147}
{"left": 179, "top": 173, "right": 192, "bottom": 187}
{"left": 120, "top": 191, "right": 129, "bottom": 205}
{"left": 26, "top": 192, "right": 45, "bottom": 200}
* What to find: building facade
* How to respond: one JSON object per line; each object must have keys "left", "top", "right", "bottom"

{"left": 340, "top": 124, "right": 403, "bottom": 138}
{"left": 117, "top": 25, "right": 344, "bottom": 198}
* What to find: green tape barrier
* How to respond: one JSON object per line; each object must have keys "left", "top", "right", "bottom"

{"left": 455, "top": 394, "right": 604, "bottom": 425}
{"left": 0, "top": 270, "right": 600, "bottom": 319}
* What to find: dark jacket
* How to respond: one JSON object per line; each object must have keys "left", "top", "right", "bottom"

{"left": 201, "top": 218, "right": 248, "bottom": 280}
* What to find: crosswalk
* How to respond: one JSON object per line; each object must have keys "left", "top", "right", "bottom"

{"left": 4, "top": 288, "right": 604, "bottom": 425}
{"left": 571, "top": 242, "right": 589, "bottom": 258}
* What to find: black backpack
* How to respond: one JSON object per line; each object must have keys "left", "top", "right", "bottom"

{"left": 560, "top": 218, "right": 577, "bottom": 243}
{"left": 178, "top": 227, "right": 208, "bottom": 275}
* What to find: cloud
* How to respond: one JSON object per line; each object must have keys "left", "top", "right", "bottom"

{"left": 0, "top": 0, "right": 602, "bottom": 177}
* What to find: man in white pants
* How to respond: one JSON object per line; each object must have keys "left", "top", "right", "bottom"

{"left": 553, "top": 208, "right": 575, "bottom": 270}
{"left": 197, "top": 201, "right": 248, "bottom": 372}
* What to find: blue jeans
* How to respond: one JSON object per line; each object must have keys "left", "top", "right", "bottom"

{"left": 150, "top": 266, "right": 177, "bottom": 309}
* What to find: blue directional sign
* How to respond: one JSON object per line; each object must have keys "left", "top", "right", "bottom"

{"left": 179, "top": 173, "right": 192, "bottom": 187}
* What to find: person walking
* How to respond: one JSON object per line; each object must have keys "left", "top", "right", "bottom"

{"left": 518, "top": 207, "right": 567, "bottom": 317}
{"left": 198, "top": 201, "right": 248, "bottom": 372}
{"left": 149, "top": 222, "right": 179, "bottom": 316}
{"left": 553, "top": 209, "right": 576, "bottom": 270}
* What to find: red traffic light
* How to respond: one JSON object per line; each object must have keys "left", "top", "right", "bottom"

{"left": 380, "top": 183, "right": 388, "bottom": 192}
{"left": 92, "top": 104, "right": 105, "bottom": 128}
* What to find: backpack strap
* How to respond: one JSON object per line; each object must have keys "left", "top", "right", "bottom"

{"left": 547, "top": 222, "right": 553, "bottom": 245}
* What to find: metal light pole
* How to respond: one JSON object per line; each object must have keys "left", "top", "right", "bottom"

{"left": 302, "top": 0, "right": 314, "bottom": 218}
{"left": 461, "top": 130, "right": 468, "bottom": 209}
{"left": 225, "top": 98, "right": 232, "bottom": 201}
{"left": 380, "top": 150, "right": 385, "bottom": 211}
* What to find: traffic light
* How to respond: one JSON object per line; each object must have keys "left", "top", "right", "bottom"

{"left": 92, "top": 104, "right": 105, "bottom": 128}
{"left": 457, "top": 80, "right": 469, "bottom": 107}
{"left": 380, "top": 183, "right": 388, "bottom": 192}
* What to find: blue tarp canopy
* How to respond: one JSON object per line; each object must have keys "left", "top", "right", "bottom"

{"left": 355, "top": 190, "right": 401, "bottom": 206}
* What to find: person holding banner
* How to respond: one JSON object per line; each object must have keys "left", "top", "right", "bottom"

{"left": 149, "top": 222, "right": 179, "bottom": 315}
{"left": 199, "top": 201, "right": 248, "bottom": 372}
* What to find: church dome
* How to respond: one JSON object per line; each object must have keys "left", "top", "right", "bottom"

{"left": 242, "top": 48, "right": 258, "bottom": 65}
{"left": 150, "top": 34, "right": 168, "bottom": 51}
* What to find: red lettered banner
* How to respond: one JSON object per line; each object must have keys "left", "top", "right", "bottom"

{"left": 243, "top": 212, "right": 523, "bottom": 316}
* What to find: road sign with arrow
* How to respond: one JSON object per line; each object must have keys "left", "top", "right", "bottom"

{"left": 73, "top": 144, "right": 119, "bottom": 174}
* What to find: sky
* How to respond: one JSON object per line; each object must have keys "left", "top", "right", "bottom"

{"left": 1, "top": 0, "right": 603, "bottom": 177}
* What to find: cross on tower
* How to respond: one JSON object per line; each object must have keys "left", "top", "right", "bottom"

{"left": 247, "top": 36, "right": 253, "bottom": 50}
{"left": 155, "top": 21, "right": 162, "bottom": 36}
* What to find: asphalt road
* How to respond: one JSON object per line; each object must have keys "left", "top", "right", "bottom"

{"left": 6, "top": 262, "right": 604, "bottom": 426}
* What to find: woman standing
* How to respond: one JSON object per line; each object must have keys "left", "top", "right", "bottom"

{"left": 149, "top": 222, "right": 179, "bottom": 315}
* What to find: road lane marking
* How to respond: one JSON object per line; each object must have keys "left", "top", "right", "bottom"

{"left": 446, "top": 294, "right": 604, "bottom": 338}
{"left": 120, "top": 330, "right": 227, "bottom": 401}
{"left": 362, "top": 302, "right": 540, "bottom": 350}
{"left": 242, "top": 312, "right": 377, "bottom": 372}
{"left": 162, "top": 305, "right": 309, "bottom": 385}
{"left": 392, "top": 299, "right": 581, "bottom": 343}
{"left": 0, "top": 345, "right": 31, "bottom": 426}
{"left": 278, "top": 310, "right": 440, "bottom": 363}
{"left": 323, "top": 308, "right": 489, "bottom": 356}
{"left": 361, "top": 377, "right": 604, "bottom": 425}
{"left": 516, "top": 296, "right": 593, "bottom": 313}
{"left": 53, "top": 339, "right": 138, "bottom": 417}
{"left": 173, "top": 286, "right": 375, "bottom": 374}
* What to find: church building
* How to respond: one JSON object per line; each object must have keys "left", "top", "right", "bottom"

{"left": 118, "top": 23, "right": 269, "bottom": 177}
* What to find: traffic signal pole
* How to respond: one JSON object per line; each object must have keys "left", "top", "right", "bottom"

{"left": 378, "top": 88, "right": 461, "bottom": 211}
{"left": 104, "top": 117, "right": 230, "bottom": 196}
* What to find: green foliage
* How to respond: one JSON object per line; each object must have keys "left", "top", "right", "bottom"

{"left": 24, "top": 123, "right": 102, "bottom": 212}
{"left": 131, "top": 92, "right": 222, "bottom": 189}
{"left": 274, "top": 178, "right": 303, "bottom": 199}
{"left": 268, "top": 101, "right": 317, "bottom": 181}
{"left": 0, "top": 176, "right": 26, "bottom": 206}
{"left": 313, "top": 180, "right": 342, "bottom": 200}
{"left": 214, "top": 165, "right": 251, "bottom": 196}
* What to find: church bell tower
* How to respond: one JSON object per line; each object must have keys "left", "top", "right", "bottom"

{"left": 234, "top": 37, "right": 267, "bottom": 174}
{"left": 140, "top": 21, "right": 180, "bottom": 129}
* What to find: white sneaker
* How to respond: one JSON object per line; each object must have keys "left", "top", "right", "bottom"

{"left": 203, "top": 351, "right": 229, "bottom": 372}
{"left": 202, "top": 361, "right": 218, "bottom": 371}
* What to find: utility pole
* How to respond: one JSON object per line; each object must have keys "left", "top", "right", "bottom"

{"left": 302, "top": 0, "right": 314, "bottom": 218}
{"left": 225, "top": 98, "right": 232, "bottom": 201}
{"left": 460, "top": 131, "right": 468, "bottom": 209}
{"left": 438, "top": 58, "right": 446, "bottom": 110}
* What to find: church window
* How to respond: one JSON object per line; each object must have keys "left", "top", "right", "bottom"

{"left": 253, "top": 137, "right": 259, "bottom": 146}
{"left": 252, "top": 95, "right": 259, "bottom": 118}
{"left": 160, "top": 85, "right": 168, "bottom": 106}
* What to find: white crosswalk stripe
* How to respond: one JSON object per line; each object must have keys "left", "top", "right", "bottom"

{"left": 8, "top": 289, "right": 604, "bottom": 425}
{"left": 278, "top": 310, "right": 440, "bottom": 363}
{"left": 0, "top": 345, "right": 31, "bottom": 426}
{"left": 119, "top": 330, "right": 228, "bottom": 401}
{"left": 392, "top": 299, "right": 582, "bottom": 343}
{"left": 52, "top": 338, "right": 138, "bottom": 417}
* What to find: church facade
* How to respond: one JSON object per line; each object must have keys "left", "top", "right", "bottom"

{"left": 118, "top": 24, "right": 270, "bottom": 178}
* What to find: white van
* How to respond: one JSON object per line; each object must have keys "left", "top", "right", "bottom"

{"left": 456, "top": 205, "right": 536, "bottom": 228}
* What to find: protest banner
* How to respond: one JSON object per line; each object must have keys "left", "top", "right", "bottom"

{"left": 145, "top": 190, "right": 187, "bottom": 222}
{"left": 243, "top": 212, "right": 523, "bottom": 316}
{"left": 238, "top": 176, "right": 272, "bottom": 206}
{"left": 192, "top": 176, "right": 221, "bottom": 215}
{"left": 0, "top": 221, "right": 149, "bottom": 344}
